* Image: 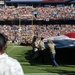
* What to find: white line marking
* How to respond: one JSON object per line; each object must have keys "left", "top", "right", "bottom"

{"left": 6, "top": 45, "right": 25, "bottom": 53}
{"left": 8, "top": 46, "right": 25, "bottom": 47}
{"left": 6, "top": 46, "right": 15, "bottom": 53}
{"left": 25, "top": 73, "right": 59, "bottom": 75}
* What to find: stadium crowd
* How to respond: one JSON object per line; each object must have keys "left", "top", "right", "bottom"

{"left": 0, "top": 5, "right": 75, "bottom": 20}
{"left": 0, "top": 5, "right": 75, "bottom": 45}
{"left": 0, "top": 24, "right": 75, "bottom": 45}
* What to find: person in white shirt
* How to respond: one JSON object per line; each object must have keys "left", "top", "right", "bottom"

{"left": 0, "top": 33, "right": 24, "bottom": 75}
{"left": 39, "top": 37, "right": 45, "bottom": 63}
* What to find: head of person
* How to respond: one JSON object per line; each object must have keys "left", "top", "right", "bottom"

{"left": 41, "top": 37, "right": 44, "bottom": 41}
{"left": 47, "top": 40, "right": 53, "bottom": 44}
{"left": 0, "top": 33, "right": 8, "bottom": 54}
{"left": 32, "top": 36, "right": 38, "bottom": 43}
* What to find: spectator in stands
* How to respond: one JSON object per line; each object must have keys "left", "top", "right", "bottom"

{"left": 0, "top": 5, "right": 75, "bottom": 21}
{"left": 0, "top": 24, "right": 75, "bottom": 45}
{"left": 47, "top": 40, "right": 59, "bottom": 67}
{"left": 0, "top": 33, "right": 24, "bottom": 75}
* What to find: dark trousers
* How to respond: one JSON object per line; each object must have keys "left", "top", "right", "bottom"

{"left": 34, "top": 50, "right": 45, "bottom": 63}
{"left": 51, "top": 53, "right": 59, "bottom": 67}
{"left": 39, "top": 50, "right": 45, "bottom": 63}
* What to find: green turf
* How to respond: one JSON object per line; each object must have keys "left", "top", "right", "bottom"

{"left": 5, "top": 45, "right": 75, "bottom": 75}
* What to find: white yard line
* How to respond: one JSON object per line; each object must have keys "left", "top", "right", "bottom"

{"left": 6, "top": 46, "right": 25, "bottom": 53}
{"left": 6, "top": 46, "right": 15, "bottom": 53}
{"left": 8, "top": 46, "right": 25, "bottom": 47}
{"left": 25, "top": 73, "right": 59, "bottom": 75}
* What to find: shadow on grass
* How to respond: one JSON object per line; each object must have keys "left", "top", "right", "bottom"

{"left": 62, "top": 65, "right": 75, "bottom": 68}
{"left": 45, "top": 69, "right": 75, "bottom": 75}
{"left": 24, "top": 47, "right": 75, "bottom": 66}
{"left": 24, "top": 49, "right": 53, "bottom": 65}
{"left": 43, "top": 68, "right": 75, "bottom": 75}
{"left": 21, "top": 48, "right": 75, "bottom": 75}
{"left": 24, "top": 50, "right": 38, "bottom": 65}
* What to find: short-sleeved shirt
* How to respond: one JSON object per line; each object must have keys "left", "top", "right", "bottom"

{"left": 0, "top": 53, "right": 24, "bottom": 75}
{"left": 48, "top": 43, "right": 56, "bottom": 54}
{"left": 39, "top": 40, "right": 45, "bottom": 50}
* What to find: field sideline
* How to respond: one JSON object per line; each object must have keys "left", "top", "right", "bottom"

{"left": 5, "top": 44, "right": 75, "bottom": 75}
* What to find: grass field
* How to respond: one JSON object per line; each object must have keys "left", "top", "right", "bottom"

{"left": 5, "top": 44, "right": 75, "bottom": 75}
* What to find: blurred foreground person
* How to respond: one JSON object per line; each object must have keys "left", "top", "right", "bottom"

{"left": 0, "top": 33, "right": 24, "bottom": 75}
{"left": 47, "top": 40, "right": 59, "bottom": 67}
